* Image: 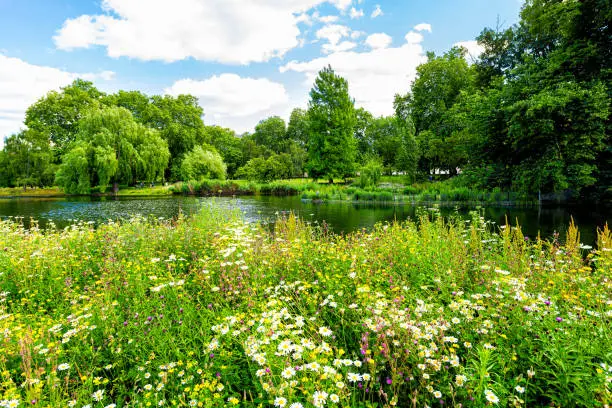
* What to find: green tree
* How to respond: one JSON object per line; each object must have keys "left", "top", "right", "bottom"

{"left": 469, "top": 0, "right": 611, "bottom": 196}
{"left": 306, "top": 66, "right": 357, "bottom": 182}
{"left": 205, "top": 126, "right": 244, "bottom": 178}
{"left": 236, "top": 154, "right": 291, "bottom": 182}
{"left": 0, "top": 130, "right": 54, "bottom": 188}
{"left": 253, "top": 116, "right": 287, "bottom": 153}
{"left": 56, "top": 107, "right": 170, "bottom": 194}
{"left": 400, "top": 48, "right": 475, "bottom": 176}
{"left": 25, "top": 79, "right": 104, "bottom": 159}
{"left": 142, "top": 95, "right": 207, "bottom": 180}
{"left": 286, "top": 108, "right": 309, "bottom": 147}
{"left": 354, "top": 108, "right": 375, "bottom": 161}
{"left": 180, "top": 145, "right": 226, "bottom": 181}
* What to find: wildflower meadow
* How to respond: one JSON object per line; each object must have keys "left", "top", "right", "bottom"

{"left": 0, "top": 207, "right": 610, "bottom": 407}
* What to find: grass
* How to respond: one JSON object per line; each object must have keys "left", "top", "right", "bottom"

{"left": 115, "top": 186, "right": 173, "bottom": 197}
{"left": 0, "top": 187, "right": 64, "bottom": 197}
{"left": 0, "top": 206, "right": 610, "bottom": 407}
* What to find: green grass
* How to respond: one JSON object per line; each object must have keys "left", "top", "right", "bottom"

{"left": 115, "top": 186, "right": 173, "bottom": 196}
{"left": 0, "top": 207, "right": 610, "bottom": 407}
{"left": 0, "top": 187, "right": 64, "bottom": 197}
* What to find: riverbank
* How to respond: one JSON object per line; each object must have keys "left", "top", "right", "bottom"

{"left": 0, "top": 185, "right": 173, "bottom": 198}
{"left": 0, "top": 207, "right": 609, "bottom": 407}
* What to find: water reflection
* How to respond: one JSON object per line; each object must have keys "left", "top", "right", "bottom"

{"left": 0, "top": 195, "right": 608, "bottom": 245}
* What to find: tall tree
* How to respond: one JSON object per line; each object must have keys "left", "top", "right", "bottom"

{"left": 306, "top": 66, "right": 357, "bottom": 182}
{"left": 25, "top": 79, "right": 104, "bottom": 159}
{"left": 402, "top": 47, "right": 475, "bottom": 176}
{"left": 144, "top": 95, "right": 207, "bottom": 179}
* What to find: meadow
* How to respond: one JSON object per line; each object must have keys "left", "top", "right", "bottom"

{"left": 0, "top": 207, "right": 610, "bottom": 407}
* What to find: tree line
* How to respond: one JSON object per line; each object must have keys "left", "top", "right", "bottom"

{"left": 1, "top": 0, "right": 609, "bottom": 200}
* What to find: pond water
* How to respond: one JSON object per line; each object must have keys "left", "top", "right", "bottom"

{"left": 0, "top": 195, "right": 609, "bottom": 245}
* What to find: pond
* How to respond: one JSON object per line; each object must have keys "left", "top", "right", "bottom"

{"left": 0, "top": 195, "right": 609, "bottom": 245}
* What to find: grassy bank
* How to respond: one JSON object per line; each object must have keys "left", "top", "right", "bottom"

{"left": 0, "top": 186, "right": 173, "bottom": 198}
{"left": 0, "top": 187, "right": 65, "bottom": 197}
{"left": 0, "top": 207, "right": 610, "bottom": 407}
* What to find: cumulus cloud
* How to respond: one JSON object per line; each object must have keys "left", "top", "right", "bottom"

{"left": 413, "top": 23, "right": 432, "bottom": 33}
{"left": 316, "top": 24, "right": 357, "bottom": 54}
{"left": 53, "top": 0, "right": 357, "bottom": 64}
{"left": 365, "top": 33, "right": 392, "bottom": 49}
{"left": 349, "top": 7, "right": 364, "bottom": 19}
{"left": 371, "top": 4, "right": 383, "bottom": 18}
{"left": 281, "top": 30, "right": 429, "bottom": 116}
{"left": 0, "top": 54, "right": 114, "bottom": 145}
{"left": 405, "top": 31, "right": 424, "bottom": 45}
{"left": 165, "top": 74, "right": 289, "bottom": 133}
{"left": 454, "top": 40, "right": 485, "bottom": 62}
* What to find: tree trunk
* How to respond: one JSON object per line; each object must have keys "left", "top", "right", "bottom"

{"left": 112, "top": 182, "right": 119, "bottom": 195}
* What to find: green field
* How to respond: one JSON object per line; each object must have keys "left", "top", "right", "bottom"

{"left": 0, "top": 207, "right": 610, "bottom": 407}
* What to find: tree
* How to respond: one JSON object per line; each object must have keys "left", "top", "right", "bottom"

{"left": 235, "top": 154, "right": 291, "bottom": 182}
{"left": 25, "top": 79, "right": 104, "bottom": 159}
{"left": 468, "top": 0, "right": 611, "bottom": 196}
{"left": 142, "top": 94, "right": 207, "bottom": 179}
{"left": 397, "top": 48, "right": 475, "bottom": 176}
{"left": 286, "top": 108, "right": 309, "bottom": 147}
{"left": 180, "top": 145, "right": 226, "bottom": 181}
{"left": 56, "top": 107, "right": 170, "bottom": 194}
{"left": 0, "top": 130, "right": 54, "bottom": 188}
{"left": 205, "top": 126, "right": 244, "bottom": 178}
{"left": 253, "top": 116, "right": 287, "bottom": 153}
{"left": 354, "top": 108, "right": 375, "bottom": 161}
{"left": 306, "top": 66, "right": 357, "bottom": 182}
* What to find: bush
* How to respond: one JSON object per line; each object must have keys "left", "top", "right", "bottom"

{"left": 180, "top": 145, "right": 227, "bottom": 181}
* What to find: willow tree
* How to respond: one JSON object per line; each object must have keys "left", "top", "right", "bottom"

{"left": 56, "top": 107, "right": 169, "bottom": 194}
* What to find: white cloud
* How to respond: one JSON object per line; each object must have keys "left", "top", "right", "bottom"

{"left": 365, "top": 33, "right": 392, "bottom": 49}
{"left": 323, "top": 41, "right": 357, "bottom": 53}
{"left": 349, "top": 7, "right": 364, "bottom": 19}
{"left": 330, "top": 0, "right": 353, "bottom": 10}
{"left": 316, "top": 24, "right": 357, "bottom": 54}
{"left": 371, "top": 4, "right": 383, "bottom": 18}
{"left": 54, "top": 0, "right": 354, "bottom": 65}
{"left": 405, "top": 31, "right": 424, "bottom": 45}
{"left": 165, "top": 74, "right": 289, "bottom": 133}
{"left": 318, "top": 15, "right": 340, "bottom": 23}
{"left": 350, "top": 30, "right": 366, "bottom": 39}
{"left": 413, "top": 23, "right": 432, "bottom": 33}
{"left": 454, "top": 40, "right": 485, "bottom": 62}
{"left": 281, "top": 31, "right": 428, "bottom": 117}
{"left": 0, "top": 54, "right": 114, "bottom": 145}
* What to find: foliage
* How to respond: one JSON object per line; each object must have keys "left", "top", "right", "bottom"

{"left": 205, "top": 126, "right": 244, "bottom": 178}
{"left": 24, "top": 79, "right": 104, "bottom": 159}
{"left": 358, "top": 159, "right": 383, "bottom": 188}
{"left": 180, "top": 145, "right": 227, "bottom": 181}
{"left": 286, "top": 108, "right": 309, "bottom": 147}
{"left": 56, "top": 107, "right": 170, "bottom": 194}
{"left": 253, "top": 116, "right": 288, "bottom": 153}
{"left": 0, "top": 207, "right": 610, "bottom": 407}
{"left": 0, "top": 129, "right": 54, "bottom": 188}
{"left": 235, "top": 153, "right": 292, "bottom": 183}
{"left": 306, "top": 66, "right": 357, "bottom": 182}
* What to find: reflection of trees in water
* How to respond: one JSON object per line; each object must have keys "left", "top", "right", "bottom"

{"left": 1, "top": 196, "right": 607, "bottom": 245}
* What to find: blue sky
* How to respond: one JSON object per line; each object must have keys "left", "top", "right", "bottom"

{"left": 0, "top": 0, "right": 522, "bottom": 143}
